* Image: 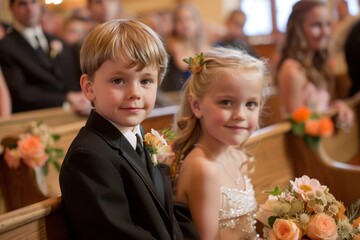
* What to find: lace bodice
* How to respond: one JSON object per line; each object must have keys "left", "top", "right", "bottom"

{"left": 219, "top": 176, "right": 258, "bottom": 240}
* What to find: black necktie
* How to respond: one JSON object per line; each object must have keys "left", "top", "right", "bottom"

{"left": 135, "top": 134, "right": 147, "bottom": 167}
{"left": 34, "top": 34, "right": 45, "bottom": 53}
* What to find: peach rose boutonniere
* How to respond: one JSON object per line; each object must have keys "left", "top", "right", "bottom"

{"left": 0, "top": 121, "right": 64, "bottom": 175}
{"left": 144, "top": 128, "right": 175, "bottom": 166}
{"left": 49, "top": 40, "right": 63, "bottom": 59}
{"left": 289, "top": 107, "right": 334, "bottom": 149}
{"left": 257, "top": 175, "right": 360, "bottom": 239}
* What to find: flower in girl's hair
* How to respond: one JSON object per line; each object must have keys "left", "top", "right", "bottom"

{"left": 144, "top": 128, "right": 175, "bottom": 166}
{"left": 1, "top": 121, "right": 64, "bottom": 175}
{"left": 289, "top": 107, "right": 334, "bottom": 149}
{"left": 183, "top": 52, "right": 204, "bottom": 73}
{"left": 256, "top": 175, "right": 360, "bottom": 240}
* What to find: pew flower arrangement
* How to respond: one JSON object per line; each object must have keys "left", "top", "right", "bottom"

{"left": 144, "top": 128, "right": 175, "bottom": 166}
{"left": 0, "top": 121, "right": 63, "bottom": 175}
{"left": 289, "top": 107, "right": 334, "bottom": 149}
{"left": 256, "top": 175, "right": 360, "bottom": 240}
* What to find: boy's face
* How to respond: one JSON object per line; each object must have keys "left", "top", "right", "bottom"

{"left": 81, "top": 59, "right": 158, "bottom": 131}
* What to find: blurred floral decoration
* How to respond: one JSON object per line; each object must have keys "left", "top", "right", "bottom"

{"left": 144, "top": 128, "right": 175, "bottom": 166}
{"left": 289, "top": 107, "right": 334, "bottom": 149}
{"left": 257, "top": 175, "right": 360, "bottom": 240}
{"left": 0, "top": 121, "right": 63, "bottom": 175}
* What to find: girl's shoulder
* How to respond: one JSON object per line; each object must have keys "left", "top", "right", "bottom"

{"left": 277, "top": 58, "right": 306, "bottom": 86}
{"left": 279, "top": 58, "right": 303, "bottom": 72}
{"left": 181, "top": 149, "right": 220, "bottom": 179}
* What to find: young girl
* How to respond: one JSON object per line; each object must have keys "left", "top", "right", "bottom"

{"left": 172, "top": 47, "right": 269, "bottom": 240}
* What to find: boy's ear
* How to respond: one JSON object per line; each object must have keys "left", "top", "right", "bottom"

{"left": 80, "top": 74, "right": 95, "bottom": 102}
{"left": 189, "top": 95, "right": 203, "bottom": 119}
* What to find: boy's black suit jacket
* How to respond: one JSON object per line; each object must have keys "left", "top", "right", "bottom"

{"left": 0, "top": 28, "right": 80, "bottom": 113}
{"left": 59, "top": 110, "right": 184, "bottom": 240}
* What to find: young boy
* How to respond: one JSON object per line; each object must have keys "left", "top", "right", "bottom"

{"left": 59, "top": 19, "right": 188, "bottom": 240}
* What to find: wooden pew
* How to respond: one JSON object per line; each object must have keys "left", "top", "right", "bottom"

{"left": 0, "top": 107, "right": 87, "bottom": 140}
{"left": 0, "top": 106, "right": 179, "bottom": 214}
{"left": 0, "top": 197, "right": 68, "bottom": 240}
{"left": 0, "top": 122, "right": 296, "bottom": 240}
{"left": 286, "top": 97, "right": 360, "bottom": 207}
{"left": 245, "top": 122, "right": 295, "bottom": 205}
{"left": 2, "top": 97, "right": 360, "bottom": 238}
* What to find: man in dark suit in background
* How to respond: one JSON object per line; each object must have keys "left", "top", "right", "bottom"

{"left": 0, "top": 0, "right": 91, "bottom": 114}
{"left": 345, "top": 16, "right": 360, "bottom": 97}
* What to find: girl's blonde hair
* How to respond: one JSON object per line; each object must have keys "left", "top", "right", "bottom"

{"left": 172, "top": 47, "right": 269, "bottom": 162}
{"left": 80, "top": 19, "right": 168, "bottom": 83}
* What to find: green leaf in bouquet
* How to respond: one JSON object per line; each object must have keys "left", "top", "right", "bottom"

{"left": 265, "top": 185, "right": 282, "bottom": 196}
{"left": 292, "top": 123, "right": 305, "bottom": 136}
{"left": 268, "top": 216, "right": 278, "bottom": 228}
{"left": 304, "top": 135, "right": 320, "bottom": 150}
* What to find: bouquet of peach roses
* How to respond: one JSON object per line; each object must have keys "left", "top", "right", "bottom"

{"left": 1, "top": 121, "right": 63, "bottom": 175}
{"left": 256, "top": 175, "right": 360, "bottom": 240}
{"left": 289, "top": 107, "right": 334, "bottom": 149}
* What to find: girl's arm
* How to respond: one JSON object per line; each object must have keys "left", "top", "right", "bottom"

{"left": 277, "top": 59, "right": 307, "bottom": 115}
{"left": 186, "top": 158, "right": 221, "bottom": 240}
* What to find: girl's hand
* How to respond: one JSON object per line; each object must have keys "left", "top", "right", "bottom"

{"left": 332, "top": 100, "right": 354, "bottom": 132}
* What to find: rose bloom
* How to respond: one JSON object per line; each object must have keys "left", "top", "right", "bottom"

{"left": 4, "top": 148, "right": 21, "bottom": 169}
{"left": 292, "top": 107, "right": 311, "bottom": 123}
{"left": 353, "top": 234, "right": 360, "bottom": 240}
{"left": 17, "top": 135, "right": 48, "bottom": 169}
{"left": 307, "top": 213, "right": 338, "bottom": 240}
{"left": 305, "top": 119, "right": 321, "bottom": 136}
{"left": 319, "top": 117, "right": 334, "bottom": 137}
{"left": 353, "top": 216, "right": 360, "bottom": 228}
{"left": 256, "top": 195, "right": 278, "bottom": 225}
{"left": 268, "top": 219, "right": 301, "bottom": 240}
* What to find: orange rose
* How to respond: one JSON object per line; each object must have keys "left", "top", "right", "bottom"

{"left": 305, "top": 119, "right": 321, "bottom": 136}
{"left": 353, "top": 234, "right": 360, "bottom": 240}
{"left": 307, "top": 213, "right": 338, "bottom": 240}
{"left": 4, "top": 148, "right": 21, "bottom": 169}
{"left": 353, "top": 216, "right": 360, "bottom": 228}
{"left": 269, "top": 219, "right": 302, "bottom": 240}
{"left": 292, "top": 107, "right": 312, "bottom": 123}
{"left": 319, "top": 117, "right": 334, "bottom": 137}
{"left": 336, "top": 202, "right": 347, "bottom": 221}
{"left": 17, "top": 135, "right": 48, "bottom": 169}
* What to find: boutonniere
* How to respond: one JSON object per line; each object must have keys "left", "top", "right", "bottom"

{"left": 144, "top": 128, "right": 175, "bottom": 166}
{"left": 49, "top": 40, "right": 63, "bottom": 59}
{"left": 289, "top": 107, "right": 334, "bottom": 149}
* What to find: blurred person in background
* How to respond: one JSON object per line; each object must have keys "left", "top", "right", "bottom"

{"left": 0, "top": 67, "right": 11, "bottom": 117}
{"left": 274, "top": 0, "right": 353, "bottom": 128}
{"left": 217, "top": 9, "right": 257, "bottom": 57}
{"left": 87, "top": 0, "right": 128, "bottom": 25}
{"left": 0, "top": 0, "right": 91, "bottom": 115}
{"left": 332, "top": 0, "right": 360, "bottom": 98}
{"left": 160, "top": 3, "right": 210, "bottom": 92}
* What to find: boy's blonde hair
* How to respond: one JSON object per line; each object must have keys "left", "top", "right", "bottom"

{"left": 173, "top": 47, "right": 269, "bottom": 159}
{"left": 80, "top": 19, "right": 168, "bottom": 83}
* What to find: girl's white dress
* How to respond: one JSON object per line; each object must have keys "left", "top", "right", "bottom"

{"left": 219, "top": 175, "right": 258, "bottom": 240}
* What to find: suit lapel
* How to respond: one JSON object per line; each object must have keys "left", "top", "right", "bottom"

{"left": 10, "top": 29, "right": 53, "bottom": 69}
{"left": 86, "top": 111, "right": 169, "bottom": 218}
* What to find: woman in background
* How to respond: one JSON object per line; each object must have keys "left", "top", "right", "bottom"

{"left": 160, "top": 3, "right": 210, "bottom": 92}
{"left": 274, "top": 0, "right": 353, "bottom": 128}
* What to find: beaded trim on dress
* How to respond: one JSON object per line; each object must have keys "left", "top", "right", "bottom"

{"left": 219, "top": 175, "right": 257, "bottom": 238}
